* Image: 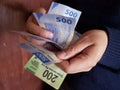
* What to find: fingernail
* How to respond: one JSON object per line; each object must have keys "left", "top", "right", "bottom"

{"left": 46, "top": 31, "right": 53, "bottom": 39}
{"left": 49, "top": 32, "right": 53, "bottom": 38}
{"left": 56, "top": 51, "right": 66, "bottom": 59}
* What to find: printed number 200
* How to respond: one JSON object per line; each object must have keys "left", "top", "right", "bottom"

{"left": 42, "top": 70, "right": 58, "bottom": 83}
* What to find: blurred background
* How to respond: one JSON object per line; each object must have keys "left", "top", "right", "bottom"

{"left": 0, "top": 0, "right": 56, "bottom": 90}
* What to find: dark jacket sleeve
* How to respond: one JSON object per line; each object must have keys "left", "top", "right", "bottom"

{"left": 99, "top": 27, "right": 120, "bottom": 70}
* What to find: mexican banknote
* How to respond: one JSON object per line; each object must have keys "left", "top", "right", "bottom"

{"left": 22, "top": 2, "right": 81, "bottom": 89}
{"left": 19, "top": 42, "right": 61, "bottom": 64}
{"left": 18, "top": 31, "right": 80, "bottom": 65}
{"left": 48, "top": 2, "right": 81, "bottom": 26}
{"left": 33, "top": 13, "right": 76, "bottom": 49}
{"left": 28, "top": 2, "right": 82, "bottom": 64}
{"left": 24, "top": 55, "right": 67, "bottom": 90}
{"left": 17, "top": 10, "right": 81, "bottom": 64}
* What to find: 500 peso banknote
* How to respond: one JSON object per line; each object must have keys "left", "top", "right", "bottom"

{"left": 33, "top": 13, "right": 76, "bottom": 49}
{"left": 48, "top": 2, "right": 82, "bottom": 26}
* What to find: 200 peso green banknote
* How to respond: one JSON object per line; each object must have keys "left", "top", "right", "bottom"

{"left": 24, "top": 55, "right": 67, "bottom": 89}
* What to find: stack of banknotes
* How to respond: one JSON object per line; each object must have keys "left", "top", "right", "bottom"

{"left": 17, "top": 2, "right": 81, "bottom": 65}
{"left": 15, "top": 2, "right": 82, "bottom": 89}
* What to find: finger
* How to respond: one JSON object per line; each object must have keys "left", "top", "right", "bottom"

{"left": 56, "top": 60, "right": 70, "bottom": 72}
{"left": 56, "top": 51, "right": 95, "bottom": 74}
{"left": 26, "top": 21, "right": 53, "bottom": 39}
{"left": 34, "top": 8, "right": 46, "bottom": 14}
{"left": 66, "top": 52, "right": 95, "bottom": 73}
{"left": 56, "top": 36, "right": 94, "bottom": 59}
{"left": 26, "top": 8, "right": 53, "bottom": 39}
{"left": 32, "top": 8, "right": 47, "bottom": 24}
{"left": 31, "top": 39, "right": 46, "bottom": 46}
{"left": 66, "top": 45, "right": 101, "bottom": 73}
{"left": 27, "top": 8, "right": 46, "bottom": 24}
{"left": 56, "top": 59, "right": 93, "bottom": 74}
{"left": 23, "top": 35, "right": 46, "bottom": 46}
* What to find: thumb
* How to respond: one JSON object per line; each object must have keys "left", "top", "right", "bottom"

{"left": 56, "top": 37, "right": 93, "bottom": 60}
{"left": 34, "top": 8, "right": 46, "bottom": 14}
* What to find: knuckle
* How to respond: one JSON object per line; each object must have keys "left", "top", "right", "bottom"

{"left": 81, "top": 67, "right": 93, "bottom": 72}
{"left": 64, "top": 67, "right": 72, "bottom": 74}
{"left": 38, "top": 30, "right": 49, "bottom": 38}
{"left": 67, "top": 46, "right": 77, "bottom": 55}
{"left": 26, "top": 22, "right": 33, "bottom": 30}
{"left": 85, "top": 67, "right": 93, "bottom": 72}
{"left": 80, "top": 35, "right": 94, "bottom": 45}
{"left": 27, "top": 15, "right": 34, "bottom": 23}
{"left": 35, "top": 8, "right": 46, "bottom": 14}
{"left": 89, "top": 61, "right": 97, "bottom": 67}
{"left": 87, "top": 61, "right": 97, "bottom": 68}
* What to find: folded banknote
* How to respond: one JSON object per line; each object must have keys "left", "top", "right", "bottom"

{"left": 33, "top": 13, "right": 76, "bottom": 49}
{"left": 22, "top": 2, "right": 81, "bottom": 90}
{"left": 48, "top": 2, "right": 82, "bottom": 26}
{"left": 18, "top": 30, "right": 80, "bottom": 64}
{"left": 19, "top": 42, "right": 61, "bottom": 64}
{"left": 13, "top": 31, "right": 62, "bottom": 50}
{"left": 24, "top": 55, "right": 67, "bottom": 89}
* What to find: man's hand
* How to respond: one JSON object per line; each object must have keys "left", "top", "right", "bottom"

{"left": 24, "top": 8, "right": 53, "bottom": 46}
{"left": 56, "top": 30, "right": 108, "bottom": 74}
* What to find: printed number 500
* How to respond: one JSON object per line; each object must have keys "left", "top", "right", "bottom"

{"left": 42, "top": 70, "right": 58, "bottom": 83}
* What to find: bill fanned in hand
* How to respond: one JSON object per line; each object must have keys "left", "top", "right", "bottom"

{"left": 19, "top": 42, "right": 61, "bottom": 64}
{"left": 48, "top": 2, "right": 82, "bottom": 26}
{"left": 21, "top": 2, "right": 81, "bottom": 90}
{"left": 33, "top": 13, "right": 76, "bottom": 49}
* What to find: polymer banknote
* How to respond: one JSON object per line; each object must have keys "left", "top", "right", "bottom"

{"left": 24, "top": 55, "right": 67, "bottom": 89}
{"left": 48, "top": 2, "right": 82, "bottom": 26}
{"left": 33, "top": 13, "right": 76, "bottom": 49}
{"left": 19, "top": 42, "right": 61, "bottom": 64}
{"left": 18, "top": 31, "right": 80, "bottom": 65}
{"left": 23, "top": 2, "right": 81, "bottom": 89}
{"left": 15, "top": 2, "right": 81, "bottom": 65}
{"left": 13, "top": 31, "right": 62, "bottom": 50}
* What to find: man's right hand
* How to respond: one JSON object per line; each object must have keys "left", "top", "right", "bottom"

{"left": 24, "top": 8, "right": 53, "bottom": 46}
